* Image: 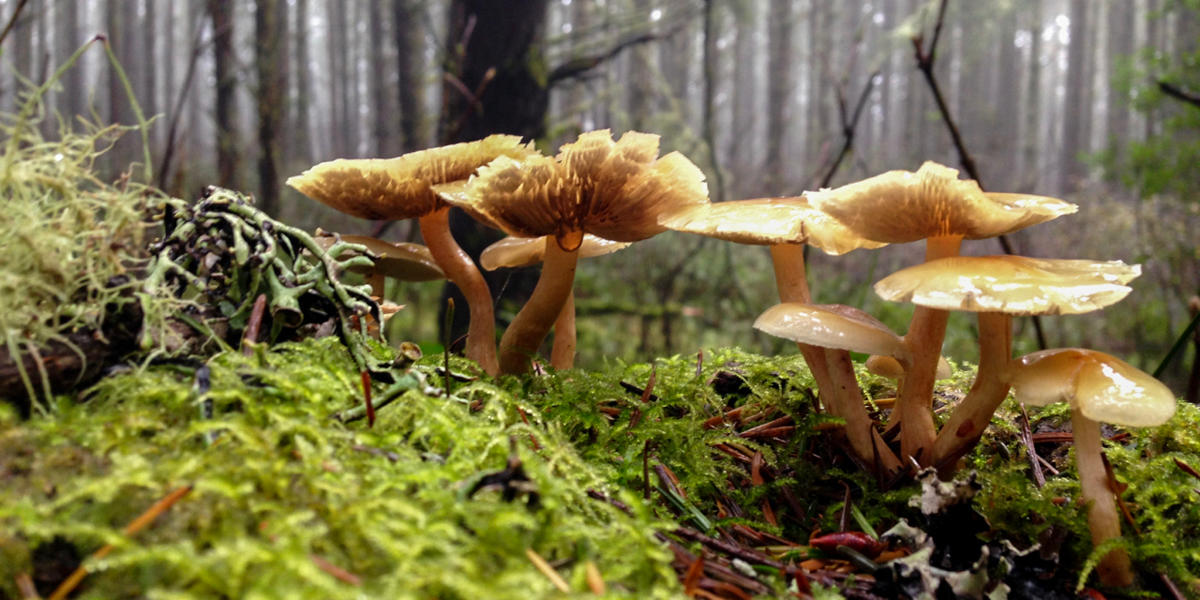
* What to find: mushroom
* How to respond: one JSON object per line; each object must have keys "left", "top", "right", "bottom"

{"left": 806, "top": 162, "right": 1077, "bottom": 463}
{"left": 480, "top": 234, "right": 630, "bottom": 369}
{"left": 1007, "top": 348, "right": 1176, "bottom": 587}
{"left": 287, "top": 134, "right": 538, "bottom": 375}
{"left": 442, "top": 129, "right": 708, "bottom": 374}
{"left": 313, "top": 230, "right": 445, "bottom": 296}
{"left": 663, "top": 197, "right": 895, "bottom": 471}
{"left": 871, "top": 255, "right": 1141, "bottom": 471}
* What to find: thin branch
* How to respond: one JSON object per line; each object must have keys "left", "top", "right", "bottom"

{"left": 157, "top": 17, "right": 220, "bottom": 190}
{"left": 820, "top": 71, "right": 880, "bottom": 188}
{"left": 912, "top": 0, "right": 1046, "bottom": 350}
{"left": 547, "top": 31, "right": 664, "bottom": 86}
{"left": 0, "top": 0, "right": 30, "bottom": 48}
{"left": 1158, "top": 80, "right": 1200, "bottom": 110}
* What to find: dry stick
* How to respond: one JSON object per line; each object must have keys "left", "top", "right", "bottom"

{"left": 912, "top": 0, "right": 1046, "bottom": 351}
{"left": 525, "top": 548, "right": 571, "bottom": 593}
{"left": 0, "top": 0, "right": 30, "bottom": 49}
{"left": 48, "top": 486, "right": 193, "bottom": 600}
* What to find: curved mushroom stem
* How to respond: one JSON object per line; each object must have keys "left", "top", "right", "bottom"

{"left": 898, "top": 234, "right": 962, "bottom": 466}
{"left": 931, "top": 311, "right": 1012, "bottom": 474}
{"left": 1071, "top": 406, "right": 1135, "bottom": 587}
{"left": 498, "top": 238, "right": 580, "bottom": 374}
{"left": 419, "top": 208, "right": 499, "bottom": 376}
{"left": 550, "top": 290, "right": 576, "bottom": 370}
{"left": 769, "top": 244, "right": 900, "bottom": 474}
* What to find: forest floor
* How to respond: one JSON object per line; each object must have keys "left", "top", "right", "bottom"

{"left": 3, "top": 125, "right": 1200, "bottom": 600}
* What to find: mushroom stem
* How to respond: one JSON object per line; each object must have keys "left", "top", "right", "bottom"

{"left": 1071, "top": 407, "right": 1135, "bottom": 587}
{"left": 769, "top": 244, "right": 899, "bottom": 473}
{"left": 931, "top": 311, "right": 1012, "bottom": 474}
{"left": 898, "top": 234, "right": 962, "bottom": 465}
{"left": 498, "top": 238, "right": 580, "bottom": 374}
{"left": 419, "top": 208, "right": 499, "bottom": 376}
{"left": 550, "top": 290, "right": 576, "bottom": 370}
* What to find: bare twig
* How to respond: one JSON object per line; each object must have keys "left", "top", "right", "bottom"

{"left": 0, "top": 0, "right": 30, "bottom": 48}
{"left": 157, "top": 17, "right": 217, "bottom": 190}
{"left": 1158, "top": 80, "right": 1200, "bottom": 109}
{"left": 820, "top": 71, "right": 881, "bottom": 188}
{"left": 547, "top": 32, "right": 663, "bottom": 85}
{"left": 911, "top": 0, "right": 1047, "bottom": 350}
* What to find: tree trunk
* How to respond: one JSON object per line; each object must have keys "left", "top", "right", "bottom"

{"left": 255, "top": 0, "right": 288, "bottom": 216}
{"left": 765, "top": 0, "right": 793, "bottom": 188}
{"left": 291, "top": 0, "right": 313, "bottom": 160}
{"left": 56, "top": 0, "right": 86, "bottom": 122}
{"left": 1105, "top": 0, "right": 1133, "bottom": 162}
{"left": 1058, "top": 0, "right": 1088, "bottom": 194}
{"left": 209, "top": 0, "right": 241, "bottom": 189}
{"left": 627, "top": 0, "right": 654, "bottom": 132}
{"left": 393, "top": 0, "right": 425, "bottom": 151}
{"left": 369, "top": 0, "right": 392, "bottom": 156}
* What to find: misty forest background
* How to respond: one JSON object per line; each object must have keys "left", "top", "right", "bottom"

{"left": 3, "top": 0, "right": 1198, "bottom": 395}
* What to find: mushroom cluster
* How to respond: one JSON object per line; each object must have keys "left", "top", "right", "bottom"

{"left": 290, "top": 138, "right": 1177, "bottom": 587}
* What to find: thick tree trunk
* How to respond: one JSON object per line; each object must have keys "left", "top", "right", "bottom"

{"left": 255, "top": 0, "right": 288, "bottom": 216}
{"left": 1058, "top": 0, "right": 1088, "bottom": 194}
{"left": 393, "top": 0, "right": 425, "bottom": 152}
{"left": 765, "top": 0, "right": 793, "bottom": 188}
{"left": 209, "top": 0, "right": 241, "bottom": 189}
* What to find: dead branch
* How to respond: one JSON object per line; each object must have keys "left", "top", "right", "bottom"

{"left": 820, "top": 71, "right": 881, "bottom": 188}
{"left": 1158, "top": 80, "right": 1200, "bottom": 110}
{"left": 547, "top": 31, "right": 662, "bottom": 86}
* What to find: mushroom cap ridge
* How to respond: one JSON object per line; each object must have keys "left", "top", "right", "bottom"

{"left": 805, "top": 161, "right": 1077, "bottom": 243}
{"left": 1008, "top": 348, "right": 1176, "bottom": 427}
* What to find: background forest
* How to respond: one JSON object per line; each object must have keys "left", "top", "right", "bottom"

{"left": 3, "top": 0, "right": 1198, "bottom": 395}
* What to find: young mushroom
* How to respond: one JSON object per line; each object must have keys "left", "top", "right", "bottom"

{"left": 443, "top": 129, "right": 708, "bottom": 374}
{"left": 314, "top": 231, "right": 445, "bottom": 296}
{"left": 1007, "top": 348, "right": 1176, "bottom": 587}
{"left": 480, "top": 234, "right": 630, "bottom": 370}
{"left": 805, "top": 161, "right": 1077, "bottom": 464}
{"left": 870, "top": 255, "right": 1141, "bottom": 471}
{"left": 287, "top": 135, "right": 538, "bottom": 375}
{"left": 662, "top": 197, "right": 895, "bottom": 472}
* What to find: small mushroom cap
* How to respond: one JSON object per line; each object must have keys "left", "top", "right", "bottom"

{"left": 287, "top": 134, "right": 537, "bottom": 220}
{"left": 805, "top": 161, "right": 1077, "bottom": 243}
{"left": 442, "top": 130, "right": 708, "bottom": 251}
{"left": 874, "top": 255, "right": 1141, "bottom": 315}
{"left": 480, "top": 234, "right": 631, "bottom": 270}
{"left": 866, "top": 354, "right": 952, "bottom": 380}
{"left": 1008, "top": 348, "right": 1177, "bottom": 427}
{"left": 314, "top": 232, "right": 445, "bottom": 281}
{"left": 659, "top": 197, "right": 887, "bottom": 255}
{"left": 755, "top": 303, "right": 907, "bottom": 359}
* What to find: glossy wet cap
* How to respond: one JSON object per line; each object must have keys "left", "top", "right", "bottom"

{"left": 754, "top": 303, "right": 907, "bottom": 359}
{"left": 805, "top": 161, "right": 1077, "bottom": 243}
{"left": 287, "top": 134, "right": 537, "bottom": 220}
{"left": 659, "top": 196, "right": 886, "bottom": 255}
{"left": 874, "top": 255, "right": 1140, "bottom": 315}
{"left": 1008, "top": 348, "right": 1176, "bottom": 427}
{"left": 480, "top": 234, "right": 631, "bottom": 270}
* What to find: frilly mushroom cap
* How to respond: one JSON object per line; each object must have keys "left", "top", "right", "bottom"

{"left": 754, "top": 303, "right": 908, "bottom": 359}
{"left": 314, "top": 232, "right": 445, "bottom": 281}
{"left": 804, "top": 161, "right": 1078, "bottom": 243}
{"left": 874, "top": 255, "right": 1141, "bottom": 315}
{"left": 1008, "top": 348, "right": 1176, "bottom": 427}
{"left": 442, "top": 129, "right": 708, "bottom": 251}
{"left": 480, "top": 234, "right": 631, "bottom": 270}
{"left": 659, "top": 197, "right": 887, "bottom": 255}
{"left": 286, "top": 134, "right": 537, "bottom": 220}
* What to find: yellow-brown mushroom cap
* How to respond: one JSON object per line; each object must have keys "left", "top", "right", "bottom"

{"left": 804, "top": 161, "right": 1077, "bottom": 243}
{"left": 659, "top": 197, "right": 887, "bottom": 255}
{"left": 442, "top": 130, "right": 709, "bottom": 251}
{"left": 480, "top": 234, "right": 631, "bottom": 270}
{"left": 314, "top": 232, "right": 445, "bottom": 281}
{"left": 754, "top": 303, "right": 907, "bottom": 359}
{"left": 286, "top": 134, "right": 538, "bottom": 220}
{"left": 874, "top": 255, "right": 1141, "bottom": 315}
{"left": 1008, "top": 348, "right": 1176, "bottom": 427}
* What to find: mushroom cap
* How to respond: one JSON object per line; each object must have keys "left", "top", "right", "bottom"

{"left": 1008, "top": 348, "right": 1176, "bottom": 427}
{"left": 866, "top": 354, "right": 952, "bottom": 380}
{"left": 314, "top": 231, "right": 445, "bottom": 281}
{"left": 874, "top": 255, "right": 1141, "bottom": 315}
{"left": 441, "top": 129, "right": 709, "bottom": 251}
{"left": 659, "top": 196, "right": 887, "bottom": 255}
{"left": 754, "top": 303, "right": 907, "bottom": 359}
{"left": 286, "top": 134, "right": 537, "bottom": 220}
{"left": 480, "top": 234, "right": 631, "bottom": 270}
{"left": 804, "top": 161, "right": 1077, "bottom": 243}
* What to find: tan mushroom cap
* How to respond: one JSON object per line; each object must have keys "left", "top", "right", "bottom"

{"left": 1008, "top": 348, "right": 1176, "bottom": 427}
{"left": 874, "top": 255, "right": 1141, "bottom": 315}
{"left": 755, "top": 303, "right": 908, "bottom": 359}
{"left": 866, "top": 354, "right": 952, "bottom": 380}
{"left": 286, "top": 134, "right": 537, "bottom": 220}
{"left": 314, "top": 232, "right": 445, "bottom": 281}
{"left": 442, "top": 129, "right": 709, "bottom": 251}
{"left": 480, "top": 234, "right": 631, "bottom": 270}
{"left": 659, "top": 197, "right": 887, "bottom": 255}
{"left": 804, "top": 161, "right": 1078, "bottom": 243}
